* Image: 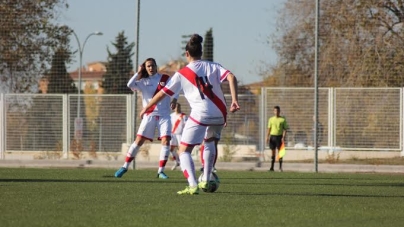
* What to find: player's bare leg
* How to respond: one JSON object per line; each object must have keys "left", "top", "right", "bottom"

{"left": 170, "top": 146, "right": 180, "bottom": 170}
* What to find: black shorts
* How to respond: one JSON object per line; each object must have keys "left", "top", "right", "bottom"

{"left": 269, "top": 135, "right": 283, "bottom": 150}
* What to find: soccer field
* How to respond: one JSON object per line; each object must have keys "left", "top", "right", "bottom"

{"left": 0, "top": 168, "right": 403, "bottom": 227}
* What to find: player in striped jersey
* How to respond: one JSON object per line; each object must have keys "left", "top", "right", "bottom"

{"left": 114, "top": 58, "right": 176, "bottom": 179}
{"left": 139, "top": 34, "right": 240, "bottom": 195}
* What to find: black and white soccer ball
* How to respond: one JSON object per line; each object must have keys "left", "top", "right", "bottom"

{"left": 198, "top": 172, "right": 220, "bottom": 193}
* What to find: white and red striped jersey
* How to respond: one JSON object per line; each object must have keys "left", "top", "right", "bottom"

{"left": 162, "top": 60, "right": 232, "bottom": 125}
{"left": 127, "top": 73, "right": 171, "bottom": 117}
{"left": 170, "top": 112, "right": 187, "bottom": 135}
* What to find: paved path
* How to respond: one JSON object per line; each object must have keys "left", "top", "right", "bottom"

{"left": 0, "top": 159, "right": 403, "bottom": 174}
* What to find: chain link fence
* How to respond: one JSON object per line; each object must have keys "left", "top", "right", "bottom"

{"left": 1, "top": 89, "right": 403, "bottom": 162}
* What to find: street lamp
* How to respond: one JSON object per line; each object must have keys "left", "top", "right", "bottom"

{"left": 70, "top": 31, "right": 103, "bottom": 140}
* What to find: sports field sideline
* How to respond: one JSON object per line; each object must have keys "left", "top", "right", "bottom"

{"left": 1, "top": 159, "right": 403, "bottom": 174}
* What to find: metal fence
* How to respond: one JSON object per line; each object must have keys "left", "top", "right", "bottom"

{"left": 1, "top": 88, "right": 403, "bottom": 160}
{"left": 259, "top": 87, "right": 403, "bottom": 154}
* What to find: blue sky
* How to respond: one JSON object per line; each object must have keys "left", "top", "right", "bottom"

{"left": 61, "top": 0, "right": 285, "bottom": 85}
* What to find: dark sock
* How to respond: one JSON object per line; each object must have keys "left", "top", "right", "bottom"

{"left": 270, "top": 156, "right": 275, "bottom": 169}
{"left": 279, "top": 158, "right": 283, "bottom": 170}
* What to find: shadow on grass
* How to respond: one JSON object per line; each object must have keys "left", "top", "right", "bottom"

{"left": 218, "top": 191, "right": 404, "bottom": 198}
{"left": 2, "top": 177, "right": 403, "bottom": 189}
{"left": 223, "top": 176, "right": 382, "bottom": 180}
{"left": 0, "top": 178, "right": 185, "bottom": 184}
{"left": 225, "top": 180, "right": 404, "bottom": 187}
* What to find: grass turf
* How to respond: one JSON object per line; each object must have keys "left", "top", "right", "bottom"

{"left": 0, "top": 168, "right": 403, "bottom": 227}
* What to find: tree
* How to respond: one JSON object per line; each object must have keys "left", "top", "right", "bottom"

{"left": 202, "top": 28, "right": 214, "bottom": 61}
{"left": 0, "top": 0, "right": 69, "bottom": 93}
{"left": 47, "top": 47, "right": 77, "bottom": 94}
{"left": 266, "top": 0, "right": 404, "bottom": 87}
{"left": 181, "top": 34, "right": 192, "bottom": 57}
{"left": 102, "top": 31, "right": 135, "bottom": 94}
{"left": 263, "top": 0, "right": 404, "bottom": 151}
{"left": 100, "top": 31, "right": 134, "bottom": 152}
{"left": 181, "top": 28, "right": 214, "bottom": 61}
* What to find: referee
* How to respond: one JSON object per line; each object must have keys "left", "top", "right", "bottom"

{"left": 266, "top": 106, "right": 288, "bottom": 172}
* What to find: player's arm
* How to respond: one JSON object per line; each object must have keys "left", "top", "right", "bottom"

{"left": 170, "top": 90, "right": 182, "bottom": 110}
{"left": 170, "top": 98, "right": 177, "bottom": 110}
{"left": 140, "top": 74, "right": 180, "bottom": 118}
{"left": 139, "top": 90, "right": 167, "bottom": 118}
{"left": 226, "top": 73, "right": 240, "bottom": 113}
{"left": 127, "top": 73, "right": 141, "bottom": 91}
{"left": 127, "top": 64, "right": 147, "bottom": 91}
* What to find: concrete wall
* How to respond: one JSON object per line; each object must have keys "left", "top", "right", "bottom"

{"left": 2, "top": 144, "right": 400, "bottom": 162}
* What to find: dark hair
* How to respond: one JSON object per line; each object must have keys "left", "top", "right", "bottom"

{"left": 185, "top": 34, "right": 203, "bottom": 58}
{"left": 274, "top": 106, "right": 280, "bottom": 111}
{"left": 144, "top": 58, "right": 157, "bottom": 65}
{"left": 139, "top": 58, "right": 157, "bottom": 78}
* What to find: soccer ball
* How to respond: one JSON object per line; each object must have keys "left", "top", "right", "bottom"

{"left": 198, "top": 172, "right": 220, "bottom": 193}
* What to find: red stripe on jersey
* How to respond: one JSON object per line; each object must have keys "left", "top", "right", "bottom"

{"left": 172, "top": 113, "right": 185, "bottom": 133}
{"left": 220, "top": 70, "right": 230, "bottom": 81}
{"left": 145, "top": 74, "right": 170, "bottom": 114}
{"left": 162, "top": 87, "right": 174, "bottom": 96}
{"left": 178, "top": 67, "right": 227, "bottom": 121}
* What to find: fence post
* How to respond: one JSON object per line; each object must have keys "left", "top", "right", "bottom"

{"left": 257, "top": 87, "right": 266, "bottom": 165}
{"left": 0, "top": 93, "right": 4, "bottom": 159}
{"left": 63, "top": 94, "right": 68, "bottom": 159}
{"left": 401, "top": 88, "right": 404, "bottom": 157}
{"left": 131, "top": 94, "right": 136, "bottom": 170}
{"left": 127, "top": 94, "right": 133, "bottom": 145}
{"left": 328, "top": 88, "right": 334, "bottom": 150}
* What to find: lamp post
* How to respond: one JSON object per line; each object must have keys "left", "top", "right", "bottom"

{"left": 71, "top": 31, "right": 103, "bottom": 141}
{"left": 132, "top": 0, "right": 141, "bottom": 170}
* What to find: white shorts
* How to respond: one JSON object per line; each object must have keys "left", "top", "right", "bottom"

{"left": 180, "top": 119, "right": 223, "bottom": 146}
{"left": 170, "top": 134, "right": 181, "bottom": 147}
{"left": 137, "top": 115, "right": 171, "bottom": 141}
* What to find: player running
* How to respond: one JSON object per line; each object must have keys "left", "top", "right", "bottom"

{"left": 139, "top": 34, "right": 240, "bottom": 195}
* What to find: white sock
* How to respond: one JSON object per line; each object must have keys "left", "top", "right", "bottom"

{"left": 123, "top": 143, "right": 140, "bottom": 169}
{"left": 202, "top": 141, "right": 216, "bottom": 182}
{"left": 158, "top": 145, "right": 170, "bottom": 173}
{"left": 179, "top": 152, "right": 197, "bottom": 187}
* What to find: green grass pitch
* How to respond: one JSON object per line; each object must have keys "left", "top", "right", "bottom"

{"left": 0, "top": 168, "right": 403, "bottom": 227}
